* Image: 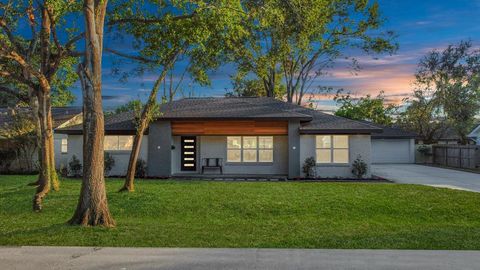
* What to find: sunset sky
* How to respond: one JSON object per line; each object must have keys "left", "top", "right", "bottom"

{"left": 70, "top": 0, "right": 480, "bottom": 110}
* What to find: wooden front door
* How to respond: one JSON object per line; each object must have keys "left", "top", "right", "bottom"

{"left": 181, "top": 136, "right": 197, "bottom": 171}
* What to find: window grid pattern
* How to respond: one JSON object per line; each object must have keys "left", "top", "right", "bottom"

{"left": 316, "top": 135, "right": 349, "bottom": 164}
{"left": 227, "top": 136, "right": 273, "bottom": 163}
{"left": 104, "top": 136, "right": 134, "bottom": 151}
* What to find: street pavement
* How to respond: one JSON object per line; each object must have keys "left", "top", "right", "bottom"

{"left": 1, "top": 246, "right": 480, "bottom": 270}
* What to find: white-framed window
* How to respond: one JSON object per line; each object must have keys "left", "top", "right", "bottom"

{"left": 227, "top": 136, "right": 274, "bottom": 163}
{"left": 104, "top": 135, "right": 133, "bottom": 151}
{"left": 61, "top": 138, "right": 68, "bottom": 153}
{"left": 316, "top": 135, "right": 349, "bottom": 164}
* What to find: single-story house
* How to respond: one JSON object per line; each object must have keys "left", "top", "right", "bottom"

{"left": 468, "top": 123, "right": 480, "bottom": 145}
{"left": 0, "top": 107, "right": 82, "bottom": 172}
{"left": 56, "top": 97, "right": 392, "bottom": 179}
{"left": 359, "top": 121, "right": 417, "bottom": 164}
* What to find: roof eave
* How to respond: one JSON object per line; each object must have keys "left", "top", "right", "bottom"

{"left": 55, "top": 129, "right": 148, "bottom": 135}
{"left": 372, "top": 135, "right": 418, "bottom": 139}
{"left": 157, "top": 116, "right": 313, "bottom": 122}
{"left": 299, "top": 128, "right": 382, "bottom": 135}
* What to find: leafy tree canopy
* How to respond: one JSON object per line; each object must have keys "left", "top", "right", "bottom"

{"left": 396, "top": 89, "right": 446, "bottom": 144}
{"left": 413, "top": 40, "right": 480, "bottom": 144}
{"left": 334, "top": 90, "right": 397, "bottom": 126}
{"left": 234, "top": 0, "right": 397, "bottom": 104}
{"left": 0, "top": 0, "right": 80, "bottom": 106}
{"left": 226, "top": 75, "right": 286, "bottom": 98}
{"left": 108, "top": 0, "right": 248, "bottom": 86}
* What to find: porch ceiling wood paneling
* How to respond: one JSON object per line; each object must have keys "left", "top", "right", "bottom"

{"left": 171, "top": 121, "right": 288, "bottom": 135}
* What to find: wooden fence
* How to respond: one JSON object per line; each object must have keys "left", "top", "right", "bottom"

{"left": 432, "top": 145, "right": 480, "bottom": 170}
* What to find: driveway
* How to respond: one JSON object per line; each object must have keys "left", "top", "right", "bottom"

{"left": 372, "top": 164, "right": 480, "bottom": 192}
{"left": 1, "top": 246, "right": 480, "bottom": 270}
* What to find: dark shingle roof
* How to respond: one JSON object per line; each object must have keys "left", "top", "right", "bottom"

{"left": 0, "top": 107, "right": 82, "bottom": 128}
{"left": 56, "top": 97, "right": 382, "bottom": 134}
{"left": 358, "top": 121, "right": 418, "bottom": 139}
{"left": 56, "top": 110, "right": 137, "bottom": 135}
{"left": 158, "top": 97, "right": 312, "bottom": 120}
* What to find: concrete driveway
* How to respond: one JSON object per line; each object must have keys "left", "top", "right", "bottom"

{"left": 2, "top": 246, "right": 480, "bottom": 270}
{"left": 372, "top": 164, "right": 480, "bottom": 192}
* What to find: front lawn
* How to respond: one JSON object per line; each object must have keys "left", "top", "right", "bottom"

{"left": 1, "top": 175, "right": 480, "bottom": 249}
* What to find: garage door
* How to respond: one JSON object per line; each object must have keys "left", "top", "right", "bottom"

{"left": 372, "top": 139, "right": 413, "bottom": 164}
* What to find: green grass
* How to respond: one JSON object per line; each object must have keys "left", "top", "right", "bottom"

{"left": 1, "top": 175, "right": 480, "bottom": 249}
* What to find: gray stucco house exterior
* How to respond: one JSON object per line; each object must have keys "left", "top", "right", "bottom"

{"left": 56, "top": 97, "right": 387, "bottom": 179}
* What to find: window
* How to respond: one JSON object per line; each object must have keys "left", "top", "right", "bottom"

{"left": 61, "top": 138, "right": 68, "bottom": 153}
{"left": 227, "top": 136, "right": 273, "bottom": 163}
{"left": 104, "top": 136, "right": 133, "bottom": 151}
{"left": 258, "top": 136, "right": 273, "bottom": 162}
{"left": 316, "top": 135, "right": 349, "bottom": 164}
{"left": 243, "top": 136, "right": 257, "bottom": 162}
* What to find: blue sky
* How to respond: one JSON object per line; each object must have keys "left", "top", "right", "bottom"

{"left": 69, "top": 0, "right": 480, "bottom": 110}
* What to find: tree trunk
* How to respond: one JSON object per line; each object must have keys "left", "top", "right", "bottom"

{"left": 33, "top": 122, "right": 50, "bottom": 212}
{"left": 120, "top": 122, "right": 146, "bottom": 192}
{"left": 120, "top": 51, "right": 180, "bottom": 192}
{"left": 264, "top": 69, "right": 276, "bottom": 98}
{"left": 69, "top": 0, "right": 114, "bottom": 227}
{"left": 33, "top": 89, "right": 57, "bottom": 211}
{"left": 27, "top": 92, "right": 42, "bottom": 186}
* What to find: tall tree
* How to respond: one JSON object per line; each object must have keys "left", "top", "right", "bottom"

{"left": 0, "top": 0, "right": 80, "bottom": 211}
{"left": 69, "top": 0, "right": 114, "bottom": 227}
{"left": 334, "top": 90, "right": 397, "bottom": 126}
{"left": 414, "top": 40, "right": 480, "bottom": 144}
{"left": 397, "top": 89, "right": 446, "bottom": 144}
{"left": 108, "top": 0, "right": 246, "bottom": 192}
{"left": 235, "top": 0, "right": 396, "bottom": 104}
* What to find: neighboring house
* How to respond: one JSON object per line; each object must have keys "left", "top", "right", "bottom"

{"left": 0, "top": 107, "right": 82, "bottom": 172}
{"left": 360, "top": 121, "right": 417, "bottom": 164}
{"left": 468, "top": 123, "right": 480, "bottom": 145}
{"left": 56, "top": 97, "right": 383, "bottom": 178}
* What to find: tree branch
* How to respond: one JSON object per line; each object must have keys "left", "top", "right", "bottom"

{"left": 105, "top": 48, "right": 158, "bottom": 64}
{"left": 108, "top": 12, "right": 197, "bottom": 26}
{"left": 0, "top": 85, "right": 30, "bottom": 102}
{"left": 65, "top": 33, "right": 85, "bottom": 49}
{"left": 0, "top": 18, "right": 25, "bottom": 55}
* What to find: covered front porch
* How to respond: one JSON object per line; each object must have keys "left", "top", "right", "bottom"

{"left": 171, "top": 135, "right": 289, "bottom": 176}
{"left": 147, "top": 120, "right": 301, "bottom": 179}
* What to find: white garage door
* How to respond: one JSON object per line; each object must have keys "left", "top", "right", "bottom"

{"left": 372, "top": 139, "right": 413, "bottom": 164}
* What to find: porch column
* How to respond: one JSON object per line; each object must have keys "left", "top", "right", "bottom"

{"left": 288, "top": 120, "right": 301, "bottom": 179}
{"left": 147, "top": 121, "right": 172, "bottom": 177}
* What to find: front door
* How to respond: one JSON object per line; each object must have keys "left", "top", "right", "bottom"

{"left": 181, "top": 136, "right": 197, "bottom": 171}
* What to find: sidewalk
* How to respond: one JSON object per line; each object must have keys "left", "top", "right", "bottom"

{"left": 1, "top": 246, "right": 480, "bottom": 270}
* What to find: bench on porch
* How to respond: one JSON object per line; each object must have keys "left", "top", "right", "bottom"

{"left": 201, "top": 158, "right": 223, "bottom": 174}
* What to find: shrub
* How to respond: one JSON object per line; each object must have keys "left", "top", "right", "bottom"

{"left": 59, "top": 164, "right": 68, "bottom": 178}
{"left": 351, "top": 155, "right": 368, "bottom": 179}
{"left": 68, "top": 155, "right": 82, "bottom": 177}
{"left": 302, "top": 157, "right": 316, "bottom": 178}
{"left": 104, "top": 152, "right": 115, "bottom": 175}
{"left": 0, "top": 149, "right": 16, "bottom": 173}
{"left": 417, "top": 145, "right": 432, "bottom": 156}
{"left": 135, "top": 158, "right": 147, "bottom": 178}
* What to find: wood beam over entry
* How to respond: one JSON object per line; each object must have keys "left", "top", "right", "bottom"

{"left": 171, "top": 121, "right": 288, "bottom": 135}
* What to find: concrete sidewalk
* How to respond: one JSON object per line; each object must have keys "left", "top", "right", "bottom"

{"left": 1, "top": 246, "right": 480, "bottom": 270}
